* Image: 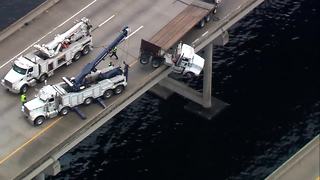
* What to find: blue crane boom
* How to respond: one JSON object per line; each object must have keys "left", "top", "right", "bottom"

{"left": 71, "top": 26, "right": 129, "bottom": 91}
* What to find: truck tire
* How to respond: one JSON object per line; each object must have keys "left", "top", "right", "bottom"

{"left": 59, "top": 107, "right": 70, "bottom": 116}
{"left": 205, "top": 13, "right": 212, "bottom": 22}
{"left": 82, "top": 45, "right": 90, "bottom": 55}
{"left": 103, "top": 89, "right": 113, "bottom": 99}
{"left": 114, "top": 85, "right": 124, "bottom": 95}
{"left": 151, "top": 59, "right": 161, "bottom": 68}
{"left": 38, "top": 73, "right": 48, "bottom": 82}
{"left": 140, "top": 53, "right": 152, "bottom": 65}
{"left": 20, "top": 84, "right": 28, "bottom": 94}
{"left": 213, "top": 7, "right": 217, "bottom": 14}
{"left": 185, "top": 72, "right": 195, "bottom": 78}
{"left": 197, "top": 19, "right": 205, "bottom": 28}
{"left": 84, "top": 97, "right": 93, "bottom": 105}
{"left": 73, "top": 52, "right": 82, "bottom": 61}
{"left": 34, "top": 116, "right": 45, "bottom": 126}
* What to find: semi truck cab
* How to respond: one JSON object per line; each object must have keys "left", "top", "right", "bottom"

{"left": 1, "top": 55, "right": 40, "bottom": 93}
{"left": 169, "top": 43, "right": 205, "bottom": 77}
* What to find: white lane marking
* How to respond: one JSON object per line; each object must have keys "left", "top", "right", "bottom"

{"left": 202, "top": 31, "right": 208, "bottom": 37}
{"left": 0, "top": 0, "right": 97, "bottom": 69}
{"left": 98, "top": 14, "right": 115, "bottom": 28}
{"left": 126, "top": 25, "right": 144, "bottom": 40}
{"left": 192, "top": 38, "right": 200, "bottom": 44}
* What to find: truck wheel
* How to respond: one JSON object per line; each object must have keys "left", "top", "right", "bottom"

{"left": 140, "top": 53, "right": 152, "bottom": 65}
{"left": 73, "top": 52, "right": 82, "bottom": 61}
{"left": 84, "top": 97, "right": 93, "bottom": 105}
{"left": 205, "top": 13, "right": 212, "bottom": 22}
{"left": 59, "top": 107, "right": 70, "bottom": 116}
{"left": 20, "top": 84, "right": 28, "bottom": 94}
{"left": 38, "top": 74, "right": 48, "bottom": 82}
{"left": 82, "top": 45, "right": 90, "bottom": 55}
{"left": 103, "top": 89, "right": 113, "bottom": 99}
{"left": 114, "top": 85, "right": 124, "bottom": 95}
{"left": 197, "top": 19, "right": 205, "bottom": 28}
{"left": 185, "top": 72, "right": 195, "bottom": 78}
{"left": 34, "top": 116, "right": 45, "bottom": 126}
{"left": 213, "top": 7, "right": 217, "bottom": 14}
{"left": 151, "top": 58, "right": 162, "bottom": 68}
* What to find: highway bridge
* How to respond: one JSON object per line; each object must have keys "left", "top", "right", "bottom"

{"left": 0, "top": 0, "right": 264, "bottom": 179}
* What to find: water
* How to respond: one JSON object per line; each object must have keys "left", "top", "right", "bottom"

{"left": 1, "top": 0, "right": 319, "bottom": 179}
{"left": 0, "top": 0, "right": 45, "bottom": 30}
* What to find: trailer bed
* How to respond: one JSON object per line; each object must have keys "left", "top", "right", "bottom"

{"left": 150, "top": 2, "right": 213, "bottom": 50}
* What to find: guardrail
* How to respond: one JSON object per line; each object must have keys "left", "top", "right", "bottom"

{"left": 266, "top": 135, "right": 320, "bottom": 179}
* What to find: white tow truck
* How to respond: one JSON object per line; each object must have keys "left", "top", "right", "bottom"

{"left": 140, "top": 40, "right": 205, "bottom": 78}
{"left": 22, "top": 27, "right": 130, "bottom": 126}
{"left": 23, "top": 66, "right": 127, "bottom": 126}
{"left": 1, "top": 17, "right": 93, "bottom": 94}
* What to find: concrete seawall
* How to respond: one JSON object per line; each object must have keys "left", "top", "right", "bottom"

{"left": 0, "top": 0, "right": 61, "bottom": 42}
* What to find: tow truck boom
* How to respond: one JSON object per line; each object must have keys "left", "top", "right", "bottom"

{"left": 68, "top": 26, "right": 129, "bottom": 91}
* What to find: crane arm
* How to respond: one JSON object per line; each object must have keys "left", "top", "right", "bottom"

{"left": 71, "top": 26, "right": 130, "bottom": 91}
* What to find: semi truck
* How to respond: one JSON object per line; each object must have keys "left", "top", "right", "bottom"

{"left": 1, "top": 17, "right": 93, "bottom": 94}
{"left": 22, "top": 27, "right": 130, "bottom": 126}
{"left": 139, "top": 1, "right": 220, "bottom": 77}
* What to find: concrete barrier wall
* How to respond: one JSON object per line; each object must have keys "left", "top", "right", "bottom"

{"left": 0, "top": 0, "right": 61, "bottom": 42}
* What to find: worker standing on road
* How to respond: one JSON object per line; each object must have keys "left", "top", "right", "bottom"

{"left": 110, "top": 47, "right": 119, "bottom": 60}
{"left": 20, "top": 93, "right": 27, "bottom": 112}
{"left": 21, "top": 93, "right": 27, "bottom": 105}
{"left": 123, "top": 61, "right": 129, "bottom": 81}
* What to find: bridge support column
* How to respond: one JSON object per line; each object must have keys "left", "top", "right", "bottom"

{"left": 184, "top": 43, "right": 228, "bottom": 119}
{"left": 202, "top": 43, "right": 213, "bottom": 108}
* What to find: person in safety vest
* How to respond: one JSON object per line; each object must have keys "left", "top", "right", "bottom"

{"left": 20, "top": 93, "right": 27, "bottom": 105}
{"left": 110, "top": 47, "right": 119, "bottom": 60}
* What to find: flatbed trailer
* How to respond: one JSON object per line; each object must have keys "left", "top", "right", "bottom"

{"left": 150, "top": 1, "right": 215, "bottom": 50}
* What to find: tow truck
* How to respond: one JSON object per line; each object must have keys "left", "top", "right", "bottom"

{"left": 1, "top": 17, "right": 93, "bottom": 94}
{"left": 22, "top": 27, "right": 130, "bottom": 126}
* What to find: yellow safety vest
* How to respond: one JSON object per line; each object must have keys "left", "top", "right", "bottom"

{"left": 20, "top": 94, "right": 26, "bottom": 103}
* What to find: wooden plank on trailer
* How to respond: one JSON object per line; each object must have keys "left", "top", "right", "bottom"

{"left": 149, "top": 4, "right": 209, "bottom": 50}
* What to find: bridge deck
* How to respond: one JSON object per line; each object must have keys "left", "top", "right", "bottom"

{"left": 0, "top": 0, "right": 264, "bottom": 179}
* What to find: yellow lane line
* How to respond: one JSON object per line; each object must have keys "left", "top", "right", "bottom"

{"left": 316, "top": 176, "right": 320, "bottom": 180}
{"left": 0, "top": 117, "right": 62, "bottom": 165}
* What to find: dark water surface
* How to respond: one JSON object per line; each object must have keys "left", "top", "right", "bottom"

{"left": 1, "top": 0, "right": 319, "bottom": 179}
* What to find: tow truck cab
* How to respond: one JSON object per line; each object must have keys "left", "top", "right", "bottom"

{"left": 1, "top": 54, "right": 41, "bottom": 93}
{"left": 23, "top": 85, "right": 60, "bottom": 125}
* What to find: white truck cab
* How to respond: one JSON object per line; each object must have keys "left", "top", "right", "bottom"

{"left": 139, "top": 40, "right": 205, "bottom": 78}
{"left": 2, "top": 55, "right": 39, "bottom": 93}
{"left": 168, "top": 43, "right": 205, "bottom": 77}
